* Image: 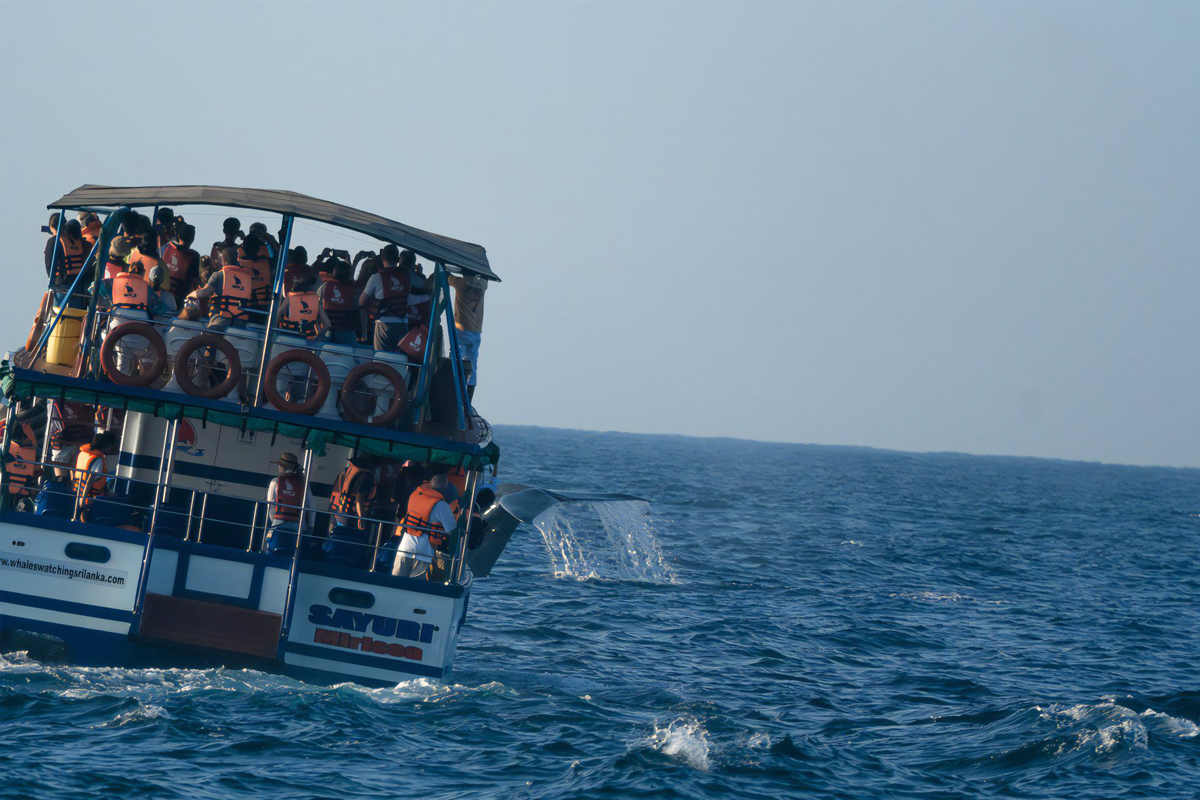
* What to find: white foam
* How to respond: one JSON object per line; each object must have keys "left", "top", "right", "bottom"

{"left": 345, "top": 678, "right": 511, "bottom": 705}
{"left": 748, "top": 731, "right": 771, "bottom": 749}
{"left": 1140, "top": 708, "right": 1200, "bottom": 738}
{"left": 647, "top": 718, "right": 712, "bottom": 771}
{"left": 891, "top": 590, "right": 969, "bottom": 603}
{"left": 1036, "top": 701, "right": 1151, "bottom": 755}
{"left": 101, "top": 704, "right": 171, "bottom": 728}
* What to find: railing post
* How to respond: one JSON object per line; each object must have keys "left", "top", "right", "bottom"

{"left": 437, "top": 266, "right": 471, "bottom": 429}
{"left": 147, "top": 418, "right": 171, "bottom": 534}
{"left": 0, "top": 403, "right": 15, "bottom": 508}
{"left": 252, "top": 215, "right": 294, "bottom": 407}
{"left": 81, "top": 208, "right": 129, "bottom": 379}
{"left": 278, "top": 447, "right": 313, "bottom": 641}
{"left": 454, "top": 469, "right": 481, "bottom": 584}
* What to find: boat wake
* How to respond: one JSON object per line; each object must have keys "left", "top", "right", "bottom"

{"left": 533, "top": 500, "right": 676, "bottom": 584}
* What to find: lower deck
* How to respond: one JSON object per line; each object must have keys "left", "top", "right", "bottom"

{"left": 0, "top": 511, "right": 470, "bottom": 687}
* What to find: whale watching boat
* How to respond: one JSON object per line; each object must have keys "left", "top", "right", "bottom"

{"left": 0, "top": 185, "right": 535, "bottom": 687}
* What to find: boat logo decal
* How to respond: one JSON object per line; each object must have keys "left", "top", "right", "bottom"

{"left": 307, "top": 604, "right": 435, "bottom": 663}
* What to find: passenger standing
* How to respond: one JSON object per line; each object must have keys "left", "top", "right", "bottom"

{"left": 329, "top": 455, "right": 376, "bottom": 529}
{"left": 153, "top": 208, "right": 177, "bottom": 250}
{"left": 358, "top": 245, "right": 411, "bottom": 351}
{"left": 447, "top": 271, "right": 488, "bottom": 400}
{"left": 187, "top": 247, "right": 253, "bottom": 330}
{"left": 81, "top": 213, "right": 103, "bottom": 248}
{"left": 283, "top": 246, "right": 311, "bottom": 288}
{"left": 47, "top": 218, "right": 89, "bottom": 293}
{"left": 160, "top": 223, "right": 201, "bottom": 304}
{"left": 237, "top": 234, "right": 273, "bottom": 314}
{"left": 210, "top": 216, "right": 242, "bottom": 263}
{"left": 318, "top": 258, "right": 360, "bottom": 344}
{"left": 368, "top": 458, "right": 406, "bottom": 523}
{"left": 127, "top": 231, "right": 161, "bottom": 278}
{"left": 265, "top": 452, "right": 315, "bottom": 545}
{"left": 4, "top": 420, "right": 41, "bottom": 504}
{"left": 73, "top": 431, "right": 119, "bottom": 511}
{"left": 392, "top": 474, "right": 459, "bottom": 580}
{"left": 248, "top": 222, "right": 280, "bottom": 259}
{"left": 49, "top": 400, "right": 97, "bottom": 480}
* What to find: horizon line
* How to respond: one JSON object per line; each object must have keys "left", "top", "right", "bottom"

{"left": 490, "top": 422, "right": 1200, "bottom": 473}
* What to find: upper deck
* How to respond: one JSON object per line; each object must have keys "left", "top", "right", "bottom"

{"left": 12, "top": 184, "right": 500, "bottom": 464}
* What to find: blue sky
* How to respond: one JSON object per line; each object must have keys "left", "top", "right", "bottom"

{"left": 1, "top": 1, "right": 1196, "bottom": 467}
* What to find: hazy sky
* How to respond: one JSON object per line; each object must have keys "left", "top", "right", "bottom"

{"left": 2, "top": 1, "right": 1196, "bottom": 468}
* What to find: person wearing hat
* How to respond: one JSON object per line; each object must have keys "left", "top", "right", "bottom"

{"left": 265, "top": 452, "right": 315, "bottom": 547}
{"left": 392, "top": 473, "right": 460, "bottom": 580}
{"left": 105, "top": 237, "right": 134, "bottom": 281}
{"left": 210, "top": 216, "right": 242, "bottom": 263}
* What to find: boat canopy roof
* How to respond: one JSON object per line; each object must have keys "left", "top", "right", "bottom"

{"left": 2, "top": 365, "right": 499, "bottom": 469}
{"left": 49, "top": 184, "right": 498, "bottom": 282}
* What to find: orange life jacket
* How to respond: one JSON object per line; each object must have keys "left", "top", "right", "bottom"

{"left": 104, "top": 260, "right": 127, "bottom": 281}
{"left": 238, "top": 250, "right": 272, "bottom": 307}
{"left": 399, "top": 483, "right": 450, "bottom": 548}
{"left": 52, "top": 236, "right": 87, "bottom": 286}
{"left": 375, "top": 267, "right": 411, "bottom": 319}
{"left": 329, "top": 461, "right": 375, "bottom": 516}
{"left": 322, "top": 280, "right": 358, "bottom": 331}
{"left": 161, "top": 242, "right": 195, "bottom": 295}
{"left": 112, "top": 271, "right": 151, "bottom": 311}
{"left": 273, "top": 472, "right": 304, "bottom": 521}
{"left": 212, "top": 264, "right": 253, "bottom": 318}
{"left": 73, "top": 444, "right": 108, "bottom": 506}
{"left": 279, "top": 291, "right": 321, "bottom": 338}
{"left": 127, "top": 247, "right": 160, "bottom": 275}
{"left": 5, "top": 422, "right": 39, "bottom": 497}
{"left": 82, "top": 220, "right": 103, "bottom": 246}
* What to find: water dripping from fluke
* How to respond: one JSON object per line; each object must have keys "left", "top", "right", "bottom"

{"left": 533, "top": 500, "right": 676, "bottom": 584}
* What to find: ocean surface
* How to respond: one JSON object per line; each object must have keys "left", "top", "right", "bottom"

{"left": 2, "top": 425, "right": 1198, "bottom": 799}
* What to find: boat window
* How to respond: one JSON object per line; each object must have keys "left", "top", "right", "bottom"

{"left": 329, "top": 588, "right": 375, "bottom": 609}
{"left": 64, "top": 543, "right": 112, "bottom": 563}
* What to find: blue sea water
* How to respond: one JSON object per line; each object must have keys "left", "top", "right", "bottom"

{"left": 2, "top": 425, "right": 1198, "bottom": 799}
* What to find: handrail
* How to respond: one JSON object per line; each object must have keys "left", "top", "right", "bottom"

{"left": 10, "top": 454, "right": 473, "bottom": 584}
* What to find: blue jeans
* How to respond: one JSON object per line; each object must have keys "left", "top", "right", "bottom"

{"left": 456, "top": 329, "right": 481, "bottom": 386}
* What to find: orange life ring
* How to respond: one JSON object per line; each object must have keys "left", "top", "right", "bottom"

{"left": 173, "top": 333, "right": 243, "bottom": 399}
{"left": 340, "top": 361, "right": 408, "bottom": 426}
{"left": 99, "top": 322, "right": 167, "bottom": 387}
{"left": 263, "top": 349, "right": 330, "bottom": 415}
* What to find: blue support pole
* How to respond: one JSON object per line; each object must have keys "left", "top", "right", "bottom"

{"left": 437, "top": 266, "right": 470, "bottom": 429}
{"left": 47, "top": 211, "right": 64, "bottom": 287}
{"left": 31, "top": 233, "right": 104, "bottom": 360}
{"left": 252, "top": 215, "right": 295, "bottom": 407}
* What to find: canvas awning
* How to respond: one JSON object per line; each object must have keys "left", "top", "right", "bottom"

{"left": 49, "top": 184, "right": 498, "bottom": 281}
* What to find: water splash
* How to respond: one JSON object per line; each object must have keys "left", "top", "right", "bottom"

{"left": 533, "top": 500, "right": 675, "bottom": 583}
{"left": 646, "top": 717, "right": 712, "bottom": 770}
